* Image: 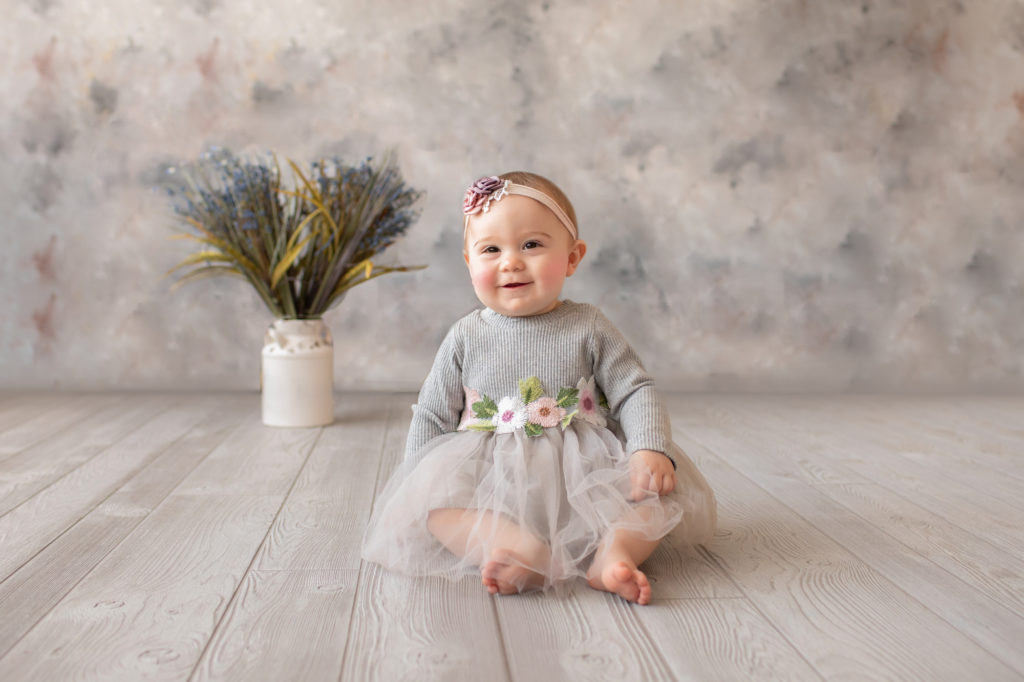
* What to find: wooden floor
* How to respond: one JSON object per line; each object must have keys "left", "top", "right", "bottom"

{"left": 0, "top": 392, "right": 1022, "bottom": 681}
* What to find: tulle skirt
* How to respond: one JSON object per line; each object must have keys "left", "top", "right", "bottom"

{"left": 361, "top": 421, "right": 716, "bottom": 592}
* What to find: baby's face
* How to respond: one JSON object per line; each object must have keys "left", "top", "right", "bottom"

{"left": 463, "top": 195, "right": 585, "bottom": 317}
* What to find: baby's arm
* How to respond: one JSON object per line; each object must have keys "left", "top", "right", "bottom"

{"left": 405, "top": 325, "right": 465, "bottom": 466}
{"left": 587, "top": 307, "right": 677, "bottom": 492}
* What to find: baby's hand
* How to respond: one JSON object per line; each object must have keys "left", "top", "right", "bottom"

{"left": 628, "top": 449, "right": 676, "bottom": 501}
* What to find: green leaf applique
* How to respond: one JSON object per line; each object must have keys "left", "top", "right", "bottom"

{"left": 519, "top": 377, "right": 544, "bottom": 405}
{"left": 555, "top": 387, "right": 579, "bottom": 408}
{"left": 561, "top": 410, "right": 578, "bottom": 430}
{"left": 466, "top": 422, "right": 497, "bottom": 432}
{"left": 473, "top": 395, "right": 498, "bottom": 419}
{"left": 524, "top": 422, "right": 544, "bottom": 437}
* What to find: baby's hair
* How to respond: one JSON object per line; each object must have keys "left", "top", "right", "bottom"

{"left": 497, "top": 171, "right": 579, "bottom": 237}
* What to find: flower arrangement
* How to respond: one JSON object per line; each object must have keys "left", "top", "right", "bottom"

{"left": 163, "top": 147, "right": 424, "bottom": 318}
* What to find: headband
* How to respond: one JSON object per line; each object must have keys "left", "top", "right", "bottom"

{"left": 462, "top": 176, "right": 578, "bottom": 240}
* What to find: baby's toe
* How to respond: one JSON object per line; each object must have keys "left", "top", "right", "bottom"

{"left": 636, "top": 574, "right": 651, "bottom": 605}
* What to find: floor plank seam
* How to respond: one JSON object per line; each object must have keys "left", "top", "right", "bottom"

{"left": 185, "top": 426, "right": 326, "bottom": 682}
{"left": 608, "top": 596, "right": 676, "bottom": 680}
{"left": 337, "top": 559, "right": 371, "bottom": 681}
{"left": 489, "top": 594, "right": 514, "bottom": 682}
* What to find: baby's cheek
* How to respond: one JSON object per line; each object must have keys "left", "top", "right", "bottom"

{"left": 542, "top": 258, "right": 569, "bottom": 280}
{"left": 470, "top": 269, "right": 494, "bottom": 288}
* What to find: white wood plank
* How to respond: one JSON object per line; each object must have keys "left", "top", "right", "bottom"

{"left": 893, "top": 400, "right": 1023, "bottom": 481}
{"left": 0, "top": 494, "right": 282, "bottom": 682}
{"left": 682, "top": 397, "right": 1024, "bottom": 562}
{"left": 0, "top": 391, "right": 316, "bottom": 682}
{"left": 190, "top": 569, "right": 358, "bottom": 682}
{"left": 673, "top": 405, "right": 1024, "bottom": 674}
{"left": 0, "top": 393, "right": 74, "bottom": 433}
{"left": 495, "top": 550, "right": 812, "bottom": 681}
{"left": 831, "top": 396, "right": 1024, "bottom": 497}
{"left": 682, "top": 396, "right": 1024, "bottom": 615}
{"left": 0, "top": 397, "right": 213, "bottom": 582}
{"left": 0, "top": 394, "right": 125, "bottom": 461}
{"left": 899, "top": 395, "right": 1024, "bottom": 441}
{"left": 673, "top": 404, "right": 862, "bottom": 487}
{"left": 495, "top": 587, "right": 674, "bottom": 681}
{"left": 636, "top": 598, "right": 821, "bottom": 681}
{"left": 189, "top": 394, "right": 399, "bottom": 681}
{"left": 642, "top": 541, "right": 741, "bottom": 600}
{"left": 171, "top": 413, "right": 320, "bottom": 496}
{"left": 675, "top": 433, "right": 1019, "bottom": 680}
{"left": 341, "top": 564, "right": 509, "bottom": 681}
{"left": 252, "top": 392, "right": 396, "bottom": 570}
{"left": 0, "top": 396, "right": 251, "bottom": 656}
{"left": 0, "top": 397, "right": 168, "bottom": 516}
{"left": 814, "top": 481, "right": 1024, "bottom": 618}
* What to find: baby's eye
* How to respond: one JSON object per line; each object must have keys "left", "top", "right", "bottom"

{"left": 482, "top": 246, "right": 500, "bottom": 254}
{"left": 523, "top": 240, "right": 542, "bottom": 250}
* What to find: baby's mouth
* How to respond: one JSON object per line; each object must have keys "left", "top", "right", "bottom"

{"left": 502, "top": 282, "right": 529, "bottom": 288}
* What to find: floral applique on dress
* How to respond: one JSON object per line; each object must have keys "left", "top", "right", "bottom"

{"left": 458, "top": 376, "right": 609, "bottom": 436}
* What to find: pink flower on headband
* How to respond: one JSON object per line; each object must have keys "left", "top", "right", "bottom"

{"left": 463, "top": 176, "right": 506, "bottom": 215}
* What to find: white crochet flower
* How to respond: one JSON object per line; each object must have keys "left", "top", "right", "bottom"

{"left": 492, "top": 396, "right": 527, "bottom": 433}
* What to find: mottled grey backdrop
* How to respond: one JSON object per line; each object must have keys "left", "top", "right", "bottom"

{"left": 2, "top": 0, "right": 1023, "bottom": 392}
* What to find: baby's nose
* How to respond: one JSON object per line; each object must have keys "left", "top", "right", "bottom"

{"left": 500, "top": 253, "right": 524, "bottom": 270}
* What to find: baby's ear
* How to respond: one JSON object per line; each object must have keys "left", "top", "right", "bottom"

{"left": 566, "top": 239, "right": 587, "bottom": 276}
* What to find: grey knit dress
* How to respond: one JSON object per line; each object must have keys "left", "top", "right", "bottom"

{"left": 361, "top": 301, "right": 716, "bottom": 590}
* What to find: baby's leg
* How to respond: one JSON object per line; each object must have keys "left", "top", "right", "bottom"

{"left": 427, "top": 508, "right": 548, "bottom": 594}
{"left": 586, "top": 508, "right": 661, "bottom": 605}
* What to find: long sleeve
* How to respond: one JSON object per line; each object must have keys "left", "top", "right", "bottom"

{"left": 404, "top": 324, "right": 466, "bottom": 465}
{"left": 588, "top": 307, "right": 672, "bottom": 457}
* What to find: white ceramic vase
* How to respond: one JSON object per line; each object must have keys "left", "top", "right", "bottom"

{"left": 261, "top": 318, "right": 334, "bottom": 427}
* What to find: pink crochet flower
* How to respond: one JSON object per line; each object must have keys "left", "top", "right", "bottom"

{"left": 527, "top": 397, "right": 565, "bottom": 428}
{"left": 575, "top": 377, "right": 607, "bottom": 428}
{"left": 463, "top": 176, "right": 505, "bottom": 215}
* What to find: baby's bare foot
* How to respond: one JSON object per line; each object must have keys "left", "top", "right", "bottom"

{"left": 480, "top": 548, "right": 544, "bottom": 595}
{"left": 587, "top": 560, "right": 651, "bottom": 605}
